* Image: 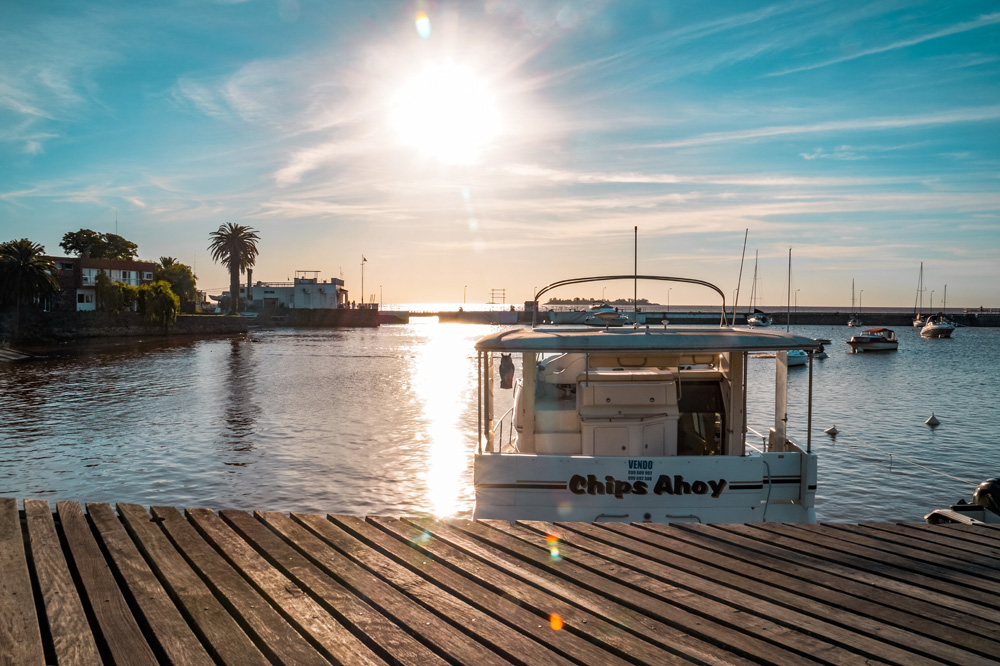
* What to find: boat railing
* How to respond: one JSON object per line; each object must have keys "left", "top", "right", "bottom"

{"left": 745, "top": 426, "right": 769, "bottom": 454}
{"left": 492, "top": 405, "right": 516, "bottom": 453}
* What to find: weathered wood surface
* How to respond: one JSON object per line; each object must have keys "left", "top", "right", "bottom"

{"left": 2, "top": 499, "right": 998, "bottom": 666}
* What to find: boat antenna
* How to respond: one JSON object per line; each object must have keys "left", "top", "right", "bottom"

{"left": 786, "top": 247, "right": 792, "bottom": 332}
{"left": 633, "top": 226, "right": 638, "bottom": 324}
{"left": 733, "top": 229, "right": 748, "bottom": 326}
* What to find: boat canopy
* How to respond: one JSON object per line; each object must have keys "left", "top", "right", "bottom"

{"left": 863, "top": 328, "right": 892, "bottom": 334}
{"left": 475, "top": 326, "right": 821, "bottom": 354}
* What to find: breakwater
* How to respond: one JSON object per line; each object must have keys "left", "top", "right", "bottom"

{"left": 396, "top": 309, "right": 1000, "bottom": 327}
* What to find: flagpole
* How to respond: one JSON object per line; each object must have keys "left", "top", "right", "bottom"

{"left": 361, "top": 256, "right": 365, "bottom": 307}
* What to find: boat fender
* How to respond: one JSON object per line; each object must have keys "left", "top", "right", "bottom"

{"left": 973, "top": 478, "right": 1000, "bottom": 516}
{"left": 499, "top": 353, "right": 515, "bottom": 389}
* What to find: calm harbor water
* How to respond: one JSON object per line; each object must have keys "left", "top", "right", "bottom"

{"left": 2, "top": 322, "right": 997, "bottom": 522}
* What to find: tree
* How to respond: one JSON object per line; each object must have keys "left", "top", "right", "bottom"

{"left": 60, "top": 229, "right": 138, "bottom": 260}
{"left": 0, "top": 238, "right": 59, "bottom": 312}
{"left": 155, "top": 256, "right": 198, "bottom": 311}
{"left": 207, "top": 223, "right": 260, "bottom": 315}
{"left": 138, "top": 280, "right": 179, "bottom": 329}
{"left": 95, "top": 272, "right": 138, "bottom": 313}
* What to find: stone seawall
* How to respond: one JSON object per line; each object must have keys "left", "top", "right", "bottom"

{"left": 0, "top": 311, "right": 249, "bottom": 343}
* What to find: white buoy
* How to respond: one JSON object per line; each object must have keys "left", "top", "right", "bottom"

{"left": 925, "top": 413, "right": 940, "bottom": 427}
{"left": 824, "top": 425, "right": 839, "bottom": 437}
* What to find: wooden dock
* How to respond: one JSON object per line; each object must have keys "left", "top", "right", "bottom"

{"left": 2, "top": 498, "right": 998, "bottom": 665}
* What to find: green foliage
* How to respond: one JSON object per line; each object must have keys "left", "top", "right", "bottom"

{"left": 94, "top": 272, "right": 138, "bottom": 313}
{"left": 155, "top": 256, "right": 198, "bottom": 306}
{"left": 60, "top": 229, "right": 139, "bottom": 260}
{"left": 0, "top": 238, "right": 59, "bottom": 311}
{"left": 208, "top": 223, "right": 260, "bottom": 315}
{"left": 138, "top": 280, "right": 179, "bottom": 327}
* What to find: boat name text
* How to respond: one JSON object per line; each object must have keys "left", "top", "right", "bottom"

{"left": 568, "top": 474, "right": 727, "bottom": 499}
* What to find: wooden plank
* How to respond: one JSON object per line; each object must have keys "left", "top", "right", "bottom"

{"left": 222, "top": 510, "right": 454, "bottom": 666}
{"left": 907, "top": 523, "right": 1000, "bottom": 549}
{"left": 512, "top": 519, "right": 945, "bottom": 666}
{"left": 149, "top": 506, "right": 329, "bottom": 666}
{"left": 116, "top": 503, "right": 270, "bottom": 666}
{"left": 314, "top": 513, "right": 635, "bottom": 666}
{"left": 348, "top": 514, "right": 702, "bottom": 666}
{"left": 87, "top": 502, "right": 215, "bottom": 665}
{"left": 56, "top": 500, "right": 159, "bottom": 666}
{"left": 589, "top": 521, "right": 997, "bottom": 665}
{"left": 412, "top": 516, "right": 832, "bottom": 666}
{"left": 185, "top": 507, "right": 386, "bottom": 666}
{"left": 856, "top": 522, "right": 1000, "bottom": 564}
{"left": 797, "top": 524, "right": 1000, "bottom": 593}
{"left": 653, "top": 522, "right": 1000, "bottom": 647}
{"left": 749, "top": 523, "right": 1000, "bottom": 609}
{"left": 0, "top": 498, "right": 44, "bottom": 666}
{"left": 711, "top": 523, "right": 1000, "bottom": 627}
{"left": 23, "top": 499, "right": 102, "bottom": 666}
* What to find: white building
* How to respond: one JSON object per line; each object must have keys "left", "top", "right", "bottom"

{"left": 234, "top": 271, "right": 349, "bottom": 310}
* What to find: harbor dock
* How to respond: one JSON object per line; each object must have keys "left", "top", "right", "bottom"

{"left": 2, "top": 497, "right": 998, "bottom": 665}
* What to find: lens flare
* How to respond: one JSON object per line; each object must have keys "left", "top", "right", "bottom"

{"left": 415, "top": 13, "right": 431, "bottom": 39}
{"left": 550, "top": 613, "right": 564, "bottom": 630}
{"left": 546, "top": 533, "right": 561, "bottom": 561}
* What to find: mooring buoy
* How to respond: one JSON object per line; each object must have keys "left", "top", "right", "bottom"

{"left": 824, "top": 425, "right": 839, "bottom": 437}
{"left": 925, "top": 413, "right": 940, "bottom": 427}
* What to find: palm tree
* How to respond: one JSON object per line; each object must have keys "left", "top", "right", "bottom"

{"left": 207, "top": 223, "right": 260, "bottom": 315}
{"left": 0, "top": 238, "right": 59, "bottom": 313}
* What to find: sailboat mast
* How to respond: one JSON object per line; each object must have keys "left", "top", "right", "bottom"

{"left": 786, "top": 248, "right": 791, "bottom": 331}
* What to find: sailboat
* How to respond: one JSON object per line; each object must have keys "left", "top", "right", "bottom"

{"left": 913, "top": 262, "right": 925, "bottom": 327}
{"left": 847, "top": 280, "right": 862, "bottom": 327}
{"left": 746, "top": 251, "right": 772, "bottom": 327}
{"left": 786, "top": 248, "right": 808, "bottom": 366}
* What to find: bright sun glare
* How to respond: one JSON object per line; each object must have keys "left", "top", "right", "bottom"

{"left": 391, "top": 64, "right": 499, "bottom": 164}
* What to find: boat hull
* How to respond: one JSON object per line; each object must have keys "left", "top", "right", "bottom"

{"left": 920, "top": 325, "right": 954, "bottom": 338}
{"left": 474, "top": 449, "right": 817, "bottom": 524}
{"left": 847, "top": 341, "right": 898, "bottom": 351}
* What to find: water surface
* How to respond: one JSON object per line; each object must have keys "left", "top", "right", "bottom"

{"left": 2, "top": 322, "right": 996, "bottom": 522}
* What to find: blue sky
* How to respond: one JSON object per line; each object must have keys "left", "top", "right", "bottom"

{"left": 2, "top": 1, "right": 998, "bottom": 308}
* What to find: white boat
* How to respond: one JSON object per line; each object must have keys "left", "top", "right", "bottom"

{"left": 474, "top": 275, "right": 821, "bottom": 525}
{"left": 846, "top": 327, "right": 898, "bottom": 352}
{"left": 921, "top": 313, "right": 955, "bottom": 338}
{"left": 746, "top": 310, "right": 772, "bottom": 327}
{"left": 926, "top": 478, "right": 1000, "bottom": 525}
{"left": 583, "top": 304, "right": 631, "bottom": 327}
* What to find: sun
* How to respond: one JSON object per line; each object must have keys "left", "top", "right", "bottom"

{"left": 390, "top": 64, "right": 499, "bottom": 164}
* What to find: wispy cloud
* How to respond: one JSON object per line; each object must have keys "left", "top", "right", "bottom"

{"left": 648, "top": 106, "right": 1000, "bottom": 148}
{"left": 769, "top": 12, "right": 1000, "bottom": 77}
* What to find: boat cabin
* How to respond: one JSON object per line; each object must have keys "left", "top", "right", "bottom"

{"left": 474, "top": 325, "right": 822, "bottom": 524}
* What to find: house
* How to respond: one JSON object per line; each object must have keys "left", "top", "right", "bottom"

{"left": 49, "top": 256, "right": 160, "bottom": 311}
{"left": 220, "top": 271, "right": 350, "bottom": 312}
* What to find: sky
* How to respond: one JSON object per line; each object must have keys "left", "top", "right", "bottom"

{"left": 2, "top": 1, "right": 999, "bottom": 309}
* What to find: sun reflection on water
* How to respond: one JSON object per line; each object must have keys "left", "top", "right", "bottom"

{"left": 410, "top": 321, "right": 489, "bottom": 517}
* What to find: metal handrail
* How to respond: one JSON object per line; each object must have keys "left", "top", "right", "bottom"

{"left": 532, "top": 275, "right": 729, "bottom": 327}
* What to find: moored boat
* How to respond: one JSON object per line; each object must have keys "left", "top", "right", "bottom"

{"left": 921, "top": 313, "right": 955, "bottom": 338}
{"left": 846, "top": 328, "right": 899, "bottom": 352}
{"left": 473, "top": 275, "right": 821, "bottom": 525}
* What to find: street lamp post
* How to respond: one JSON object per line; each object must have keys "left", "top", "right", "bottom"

{"left": 930, "top": 290, "right": 935, "bottom": 309}
{"left": 602, "top": 287, "right": 606, "bottom": 301}
{"left": 668, "top": 288, "right": 672, "bottom": 313}
{"left": 464, "top": 285, "right": 467, "bottom": 304}
{"left": 795, "top": 288, "right": 800, "bottom": 321}
{"left": 859, "top": 290, "right": 864, "bottom": 314}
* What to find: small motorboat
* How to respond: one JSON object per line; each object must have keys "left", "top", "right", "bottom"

{"left": 921, "top": 313, "right": 955, "bottom": 338}
{"left": 847, "top": 316, "right": 863, "bottom": 328}
{"left": 846, "top": 328, "right": 898, "bottom": 352}
{"left": 746, "top": 309, "right": 772, "bottom": 327}
{"left": 912, "top": 314, "right": 925, "bottom": 327}
{"left": 583, "top": 303, "right": 631, "bottom": 327}
{"left": 474, "top": 274, "right": 822, "bottom": 525}
{"left": 926, "top": 478, "right": 1000, "bottom": 525}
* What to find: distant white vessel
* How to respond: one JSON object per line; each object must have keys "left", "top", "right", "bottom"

{"left": 474, "top": 274, "right": 821, "bottom": 525}
{"left": 745, "top": 251, "right": 772, "bottom": 327}
{"left": 847, "top": 280, "right": 862, "bottom": 327}
{"left": 912, "top": 262, "right": 926, "bottom": 327}
{"left": 847, "top": 328, "right": 899, "bottom": 352}
{"left": 921, "top": 313, "right": 955, "bottom": 338}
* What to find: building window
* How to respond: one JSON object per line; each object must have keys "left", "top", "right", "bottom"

{"left": 143, "top": 272, "right": 153, "bottom": 280}
{"left": 77, "top": 293, "right": 94, "bottom": 304}
{"left": 60, "top": 262, "right": 74, "bottom": 270}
